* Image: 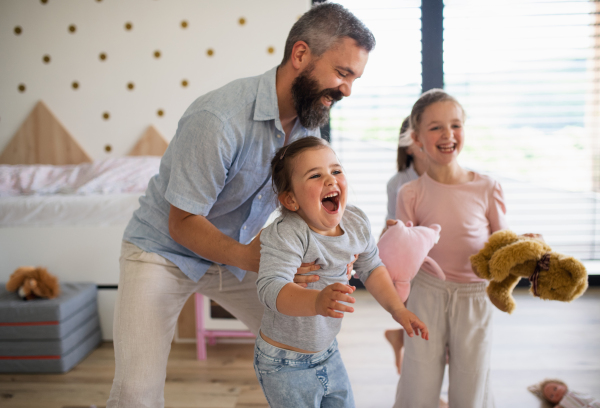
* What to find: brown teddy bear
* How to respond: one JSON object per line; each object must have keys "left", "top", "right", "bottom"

{"left": 5, "top": 266, "right": 60, "bottom": 300}
{"left": 470, "top": 230, "right": 588, "bottom": 314}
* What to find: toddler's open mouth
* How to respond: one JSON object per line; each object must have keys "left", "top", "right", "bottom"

{"left": 321, "top": 192, "right": 340, "bottom": 214}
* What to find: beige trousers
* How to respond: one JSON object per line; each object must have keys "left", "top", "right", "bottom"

{"left": 107, "top": 241, "right": 264, "bottom": 408}
{"left": 394, "top": 271, "right": 495, "bottom": 408}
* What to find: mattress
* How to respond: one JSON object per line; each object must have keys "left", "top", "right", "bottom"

{"left": 0, "top": 193, "right": 142, "bottom": 227}
{"left": 0, "top": 156, "right": 159, "bottom": 227}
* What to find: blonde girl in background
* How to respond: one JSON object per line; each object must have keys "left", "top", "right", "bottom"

{"left": 383, "top": 115, "right": 429, "bottom": 375}
{"left": 392, "top": 89, "right": 508, "bottom": 408}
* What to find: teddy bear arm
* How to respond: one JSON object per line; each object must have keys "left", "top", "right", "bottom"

{"left": 470, "top": 230, "right": 520, "bottom": 280}
{"left": 486, "top": 274, "right": 521, "bottom": 314}
{"left": 470, "top": 253, "right": 492, "bottom": 280}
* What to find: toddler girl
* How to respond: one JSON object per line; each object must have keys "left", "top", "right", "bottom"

{"left": 393, "top": 89, "right": 508, "bottom": 408}
{"left": 254, "top": 136, "right": 428, "bottom": 408}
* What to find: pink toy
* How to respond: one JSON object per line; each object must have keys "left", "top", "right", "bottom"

{"left": 378, "top": 221, "right": 444, "bottom": 302}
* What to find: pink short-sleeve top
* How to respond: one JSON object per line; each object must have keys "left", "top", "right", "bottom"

{"left": 396, "top": 171, "right": 508, "bottom": 283}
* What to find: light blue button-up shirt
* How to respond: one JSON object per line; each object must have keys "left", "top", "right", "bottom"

{"left": 123, "top": 66, "right": 320, "bottom": 282}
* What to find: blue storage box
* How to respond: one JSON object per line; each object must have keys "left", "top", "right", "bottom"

{"left": 0, "top": 282, "right": 102, "bottom": 373}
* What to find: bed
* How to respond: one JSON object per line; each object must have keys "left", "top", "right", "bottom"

{"left": 0, "top": 157, "right": 162, "bottom": 340}
{"left": 0, "top": 101, "right": 167, "bottom": 340}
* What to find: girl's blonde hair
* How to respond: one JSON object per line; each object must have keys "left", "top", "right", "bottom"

{"left": 271, "top": 136, "right": 330, "bottom": 196}
{"left": 409, "top": 88, "right": 465, "bottom": 134}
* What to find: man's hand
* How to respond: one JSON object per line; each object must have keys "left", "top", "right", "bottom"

{"left": 293, "top": 262, "right": 321, "bottom": 287}
{"left": 294, "top": 254, "right": 356, "bottom": 288}
{"left": 391, "top": 308, "right": 429, "bottom": 340}
{"left": 244, "top": 231, "right": 262, "bottom": 273}
{"left": 315, "top": 283, "right": 356, "bottom": 318}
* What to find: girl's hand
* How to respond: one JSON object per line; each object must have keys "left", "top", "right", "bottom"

{"left": 380, "top": 219, "right": 399, "bottom": 238}
{"left": 391, "top": 308, "right": 429, "bottom": 340}
{"left": 523, "top": 232, "right": 545, "bottom": 242}
{"left": 315, "top": 283, "right": 356, "bottom": 318}
{"left": 346, "top": 254, "right": 358, "bottom": 280}
{"left": 293, "top": 262, "right": 321, "bottom": 288}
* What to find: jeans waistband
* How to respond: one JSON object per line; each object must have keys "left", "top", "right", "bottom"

{"left": 255, "top": 333, "right": 337, "bottom": 366}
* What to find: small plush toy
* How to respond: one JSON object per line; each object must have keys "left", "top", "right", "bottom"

{"left": 5, "top": 266, "right": 60, "bottom": 300}
{"left": 378, "top": 221, "right": 443, "bottom": 302}
{"left": 470, "top": 230, "right": 588, "bottom": 314}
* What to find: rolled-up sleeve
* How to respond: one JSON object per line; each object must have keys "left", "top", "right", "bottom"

{"left": 164, "top": 111, "right": 235, "bottom": 216}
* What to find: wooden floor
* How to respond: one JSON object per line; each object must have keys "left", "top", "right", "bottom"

{"left": 1, "top": 287, "right": 599, "bottom": 408}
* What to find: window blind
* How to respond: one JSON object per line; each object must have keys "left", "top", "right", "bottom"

{"left": 330, "top": 0, "right": 422, "bottom": 235}
{"left": 444, "top": 0, "right": 600, "bottom": 262}
{"left": 329, "top": 0, "right": 599, "bottom": 270}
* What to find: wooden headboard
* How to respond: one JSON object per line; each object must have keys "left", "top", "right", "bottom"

{"left": 0, "top": 101, "right": 168, "bottom": 165}
{"left": 0, "top": 101, "right": 92, "bottom": 165}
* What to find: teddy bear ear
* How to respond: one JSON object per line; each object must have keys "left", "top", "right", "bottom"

{"left": 5, "top": 267, "right": 34, "bottom": 292}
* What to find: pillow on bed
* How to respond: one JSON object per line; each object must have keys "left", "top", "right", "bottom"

{"left": 75, "top": 157, "right": 161, "bottom": 194}
{"left": 0, "top": 157, "right": 160, "bottom": 197}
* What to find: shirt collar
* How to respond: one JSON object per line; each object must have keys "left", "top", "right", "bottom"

{"left": 254, "top": 66, "right": 280, "bottom": 122}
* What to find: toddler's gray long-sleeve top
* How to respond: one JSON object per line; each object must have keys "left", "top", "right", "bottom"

{"left": 257, "top": 204, "right": 384, "bottom": 352}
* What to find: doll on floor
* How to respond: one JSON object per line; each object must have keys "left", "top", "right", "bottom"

{"left": 528, "top": 379, "right": 600, "bottom": 408}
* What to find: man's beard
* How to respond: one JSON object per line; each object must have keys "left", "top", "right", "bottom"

{"left": 291, "top": 64, "right": 344, "bottom": 130}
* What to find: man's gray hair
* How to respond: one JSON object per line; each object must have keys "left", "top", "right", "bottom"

{"left": 281, "top": 2, "right": 375, "bottom": 65}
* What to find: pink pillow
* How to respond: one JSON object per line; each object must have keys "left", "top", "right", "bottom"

{"left": 378, "top": 221, "right": 444, "bottom": 302}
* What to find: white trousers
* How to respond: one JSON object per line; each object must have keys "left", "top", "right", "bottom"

{"left": 394, "top": 271, "right": 495, "bottom": 408}
{"left": 107, "top": 241, "right": 264, "bottom": 408}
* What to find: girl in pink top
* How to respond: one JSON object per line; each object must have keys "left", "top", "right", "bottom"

{"left": 392, "top": 89, "right": 508, "bottom": 408}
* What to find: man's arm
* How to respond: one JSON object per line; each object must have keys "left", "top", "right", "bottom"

{"left": 169, "top": 204, "right": 260, "bottom": 272}
{"left": 168, "top": 205, "right": 324, "bottom": 279}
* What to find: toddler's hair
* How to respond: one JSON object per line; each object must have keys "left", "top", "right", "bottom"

{"left": 396, "top": 116, "right": 412, "bottom": 172}
{"left": 271, "top": 136, "right": 330, "bottom": 196}
{"left": 409, "top": 88, "right": 465, "bottom": 134}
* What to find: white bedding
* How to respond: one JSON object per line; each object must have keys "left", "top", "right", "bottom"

{"left": 0, "top": 157, "right": 160, "bottom": 197}
{"left": 0, "top": 157, "right": 160, "bottom": 226}
{"left": 0, "top": 193, "right": 142, "bottom": 227}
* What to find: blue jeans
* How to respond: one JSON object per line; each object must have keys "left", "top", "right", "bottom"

{"left": 254, "top": 334, "right": 355, "bottom": 408}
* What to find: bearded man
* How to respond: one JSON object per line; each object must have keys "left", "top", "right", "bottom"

{"left": 107, "top": 3, "right": 374, "bottom": 407}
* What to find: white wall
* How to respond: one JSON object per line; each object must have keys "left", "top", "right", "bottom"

{"left": 0, "top": 0, "right": 310, "bottom": 158}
